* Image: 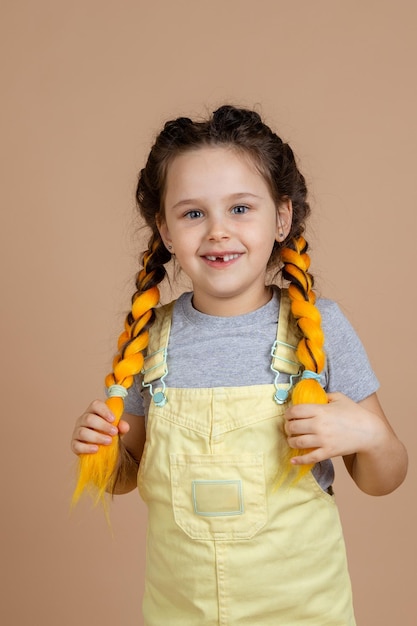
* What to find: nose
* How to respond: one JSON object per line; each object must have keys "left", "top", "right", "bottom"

{"left": 207, "top": 214, "right": 230, "bottom": 241}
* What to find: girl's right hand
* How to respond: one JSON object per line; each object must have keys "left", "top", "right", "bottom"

{"left": 71, "top": 400, "right": 129, "bottom": 456}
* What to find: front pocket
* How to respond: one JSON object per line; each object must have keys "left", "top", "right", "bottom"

{"left": 170, "top": 453, "right": 267, "bottom": 540}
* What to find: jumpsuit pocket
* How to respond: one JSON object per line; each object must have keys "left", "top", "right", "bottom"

{"left": 170, "top": 453, "right": 267, "bottom": 541}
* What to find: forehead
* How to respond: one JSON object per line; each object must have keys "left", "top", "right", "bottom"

{"left": 164, "top": 146, "right": 271, "bottom": 202}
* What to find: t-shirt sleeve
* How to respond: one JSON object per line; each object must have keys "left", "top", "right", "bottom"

{"left": 123, "top": 375, "right": 145, "bottom": 416}
{"left": 319, "top": 299, "right": 379, "bottom": 402}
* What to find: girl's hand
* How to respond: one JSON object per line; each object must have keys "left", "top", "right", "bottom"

{"left": 284, "top": 391, "right": 407, "bottom": 495}
{"left": 71, "top": 400, "right": 130, "bottom": 456}
{"left": 284, "top": 392, "right": 379, "bottom": 465}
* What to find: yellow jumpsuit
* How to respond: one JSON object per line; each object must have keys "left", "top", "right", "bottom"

{"left": 138, "top": 290, "right": 356, "bottom": 625}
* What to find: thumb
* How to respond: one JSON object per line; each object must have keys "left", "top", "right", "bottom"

{"left": 118, "top": 419, "right": 131, "bottom": 435}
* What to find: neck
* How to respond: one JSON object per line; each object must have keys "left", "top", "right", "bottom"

{"left": 192, "top": 285, "right": 273, "bottom": 317}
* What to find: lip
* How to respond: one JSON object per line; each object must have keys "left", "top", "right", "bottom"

{"left": 201, "top": 252, "right": 243, "bottom": 268}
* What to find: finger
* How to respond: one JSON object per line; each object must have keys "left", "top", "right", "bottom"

{"left": 285, "top": 403, "right": 322, "bottom": 420}
{"left": 81, "top": 412, "right": 119, "bottom": 437}
{"left": 88, "top": 399, "right": 116, "bottom": 423}
{"left": 118, "top": 419, "right": 131, "bottom": 435}
{"left": 290, "top": 449, "right": 323, "bottom": 465}
{"left": 71, "top": 401, "right": 118, "bottom": 457}
{"left": 71, "top": 439, "right": 100, "bottom": 455}
{"left": 285, "top": 418, "right": 315, "bottom": 436}
{"left": 77, "top": 425, "right": 115, "bottom": 446}
{"left": 71, "top": 421, "right": 118, "bottom": 456}
{"left": 287, "top": 434, "right": 318, "bottom": 450}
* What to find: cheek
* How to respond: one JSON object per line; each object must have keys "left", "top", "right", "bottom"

{"left": 254, "top": 223, "right": 278, "bottom": 247}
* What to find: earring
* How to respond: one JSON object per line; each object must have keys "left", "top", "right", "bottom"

{"left": 277, "top": 231, "right": 285, "bottom": 240}
{"left": 167, "top": 245, "right": 173, "bottom": 251}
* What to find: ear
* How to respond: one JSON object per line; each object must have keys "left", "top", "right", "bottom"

{"left": 156, "top": 215, "right": 174, "bottom": 253}
{"left": 275, "top": 198, "right": 293, "bottom": 242}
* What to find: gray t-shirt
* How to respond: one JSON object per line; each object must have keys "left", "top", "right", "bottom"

{"left": 124, "top": 288, "right": 379, "bottom": 490}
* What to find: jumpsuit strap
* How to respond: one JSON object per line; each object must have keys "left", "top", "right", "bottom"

{"left": 142, "top": 301, "right": 174, "bottom": 385}
{"left": 272, "top": 289, "right": 301, "bottom": 377}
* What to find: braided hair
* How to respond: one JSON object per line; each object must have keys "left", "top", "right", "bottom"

{"left": 73, "top": 105, "right": 326, "bottom": 502}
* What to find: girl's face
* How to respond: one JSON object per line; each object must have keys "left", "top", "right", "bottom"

{"left": 158, "top": 146, "right": 292, "bottom": 316}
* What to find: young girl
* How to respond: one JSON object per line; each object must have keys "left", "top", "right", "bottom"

{"left": 71, "top": 105, "right": 407, "bottom": 625}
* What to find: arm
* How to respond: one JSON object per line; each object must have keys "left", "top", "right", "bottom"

{"left": 342, "top": 393, "right": 408, "bottom": 495}
{"left": 284, "top": 392, "right": 408, "bottom": 496}
{"left": 71, "top": 400, "right": 146, "bottom": 495}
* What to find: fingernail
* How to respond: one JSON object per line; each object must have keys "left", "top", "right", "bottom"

{"left": 109, "top": 427, "right": 118, "bottom": 435}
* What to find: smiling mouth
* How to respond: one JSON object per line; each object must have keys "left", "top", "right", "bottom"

{"left": 204, "top": 254, "right": 241, "bottom": 262}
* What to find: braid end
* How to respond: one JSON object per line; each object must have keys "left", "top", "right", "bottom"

{"left": 72, "top": 286, "right": 160, "bottom": 508}
{"left": 71, "top": 396, "right": 125, "bottom": 507}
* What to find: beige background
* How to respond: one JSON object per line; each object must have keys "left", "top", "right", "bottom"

{"left": 1, "top": 1, "right": 416, "bottom": 624}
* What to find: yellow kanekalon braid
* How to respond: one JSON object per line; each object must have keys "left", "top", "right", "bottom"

{"left": 279, "top": 235, "right": 328, "bottom": 484}
{"left": 72, "top": 249, "right": 160, "bottom": 506}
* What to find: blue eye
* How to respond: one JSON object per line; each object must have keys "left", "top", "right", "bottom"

{"left": 231, "top": 205, "right": 249, "bottom": 214}
{"left": 185, "top": 210, "right": 203, "bottom": 219}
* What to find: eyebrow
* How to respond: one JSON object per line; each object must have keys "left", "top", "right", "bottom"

{"left": 170, "top": 192, "right": 263, "bottom": 211}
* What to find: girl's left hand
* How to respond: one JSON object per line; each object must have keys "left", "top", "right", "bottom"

{"left": 284, "top": 391, "right": 408, "bottom": 495}
{"left": 284, "top": 392, "right": 387, "bottom": 466}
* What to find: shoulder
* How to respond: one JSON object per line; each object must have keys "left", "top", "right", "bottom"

{"left": 316, "top": 296, "right": 342, "bottom": 318}
{"left": 316, "top": 296, "right": 366, "bottom": 353}
{"left": 315, "top": 297, "right": 380, "bottom": 398}
{"left": 316, "top": 297, "right": 355, "bottom": 336}
{"left": 154, "top": 293, "right": 189, "bottom": 323}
